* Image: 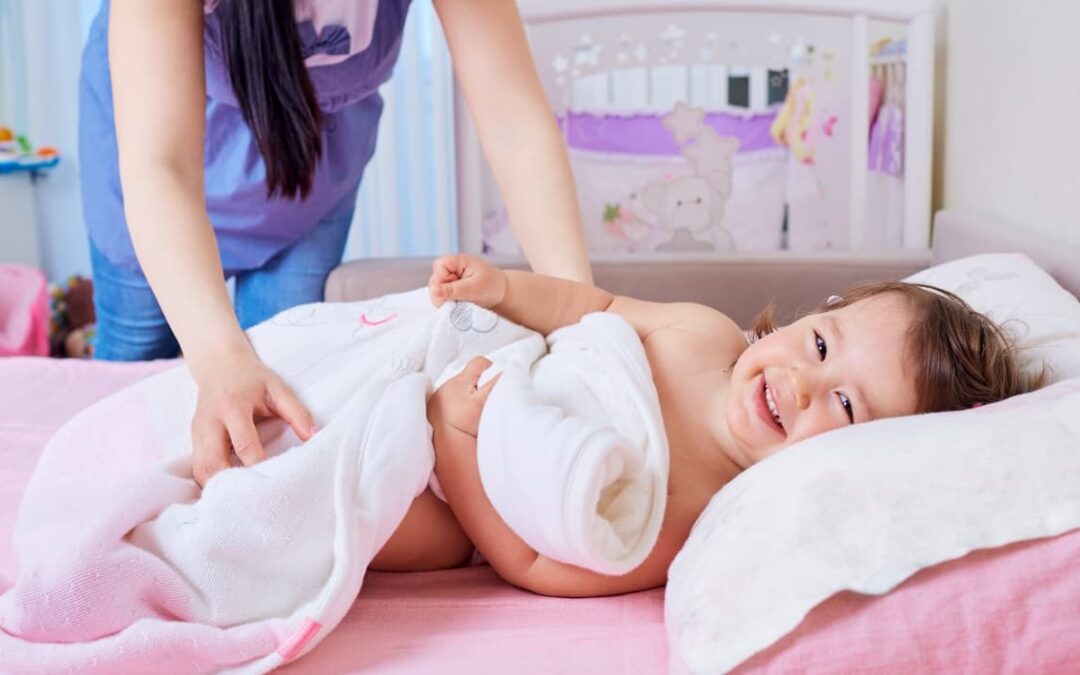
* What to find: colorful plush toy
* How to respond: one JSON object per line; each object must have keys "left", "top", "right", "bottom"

{"left": 48, "top": 276, "right": 97, "bottom": 358}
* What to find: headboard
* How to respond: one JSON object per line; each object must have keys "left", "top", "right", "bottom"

{"left": 932, "top": 210, "right": 1080, "bottom": 298}
{"left": 325, "top": 210, "right": 1078, "bottom": 326}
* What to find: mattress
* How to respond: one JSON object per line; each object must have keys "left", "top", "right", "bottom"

{"left": 5, "top": 356, "right": 1080, "bottom": 673}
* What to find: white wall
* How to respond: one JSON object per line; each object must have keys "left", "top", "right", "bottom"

{"left": 935, "top": 0, "right": 1080, "bottom": 247}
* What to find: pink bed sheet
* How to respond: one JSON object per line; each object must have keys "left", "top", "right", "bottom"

{"left": 2, "top": 357, "right": 1078, "bottom": 674}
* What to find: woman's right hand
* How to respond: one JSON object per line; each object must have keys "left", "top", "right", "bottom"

{"left": 428, "top": 254, "right": 508, "bottom": 309}
{"left": 189, "top": 346, "right": 316, "bottom": 486}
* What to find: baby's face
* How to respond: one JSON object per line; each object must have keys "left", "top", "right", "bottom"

{"left": 725, "top": 293, "right": 920, "bottom": 467}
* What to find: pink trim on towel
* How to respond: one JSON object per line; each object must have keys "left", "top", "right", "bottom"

{"left": 277, "top": 617, "right": 322, "bottom": 661}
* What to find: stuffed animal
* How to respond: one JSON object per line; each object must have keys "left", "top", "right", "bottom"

{"left": 637, "top": 114, "right": 740, "bottom": 252}
{"left": 48, "top": 276, "right": 97, "bottom": 358}
{"left": 639, "top": 172, "right": 736, "bottom": 252}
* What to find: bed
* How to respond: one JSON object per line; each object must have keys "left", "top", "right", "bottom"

{"left": 3, "top": 209, "right": 1079, "bottom": 673}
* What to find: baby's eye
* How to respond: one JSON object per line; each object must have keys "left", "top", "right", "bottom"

{"left": 814, "top": 332, "right": 827, "bottom": 360}
{"left": 838, "top": 393, "right": 854, "bottom": 423}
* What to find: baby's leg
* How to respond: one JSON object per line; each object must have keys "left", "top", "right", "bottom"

{"left": 369, "top": 489, "right": 475, "bottom": 572}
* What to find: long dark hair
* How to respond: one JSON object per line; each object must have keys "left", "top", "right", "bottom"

{"left": 218, "top": 0, "right": 323, "bottom": 200}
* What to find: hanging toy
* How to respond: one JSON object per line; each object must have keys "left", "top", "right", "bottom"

{"left": 0, "top": 125, "right": 61, "bottom": 175}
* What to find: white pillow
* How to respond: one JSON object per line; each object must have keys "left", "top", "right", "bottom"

{"left": 665, "top": 379, "right": 1080, "bottom": 674}
{"left": 665, "top": 254, "right": 1080, "bottom": 674}
{"left": 903, "top": 253, "right": 1080, "bottom": 382}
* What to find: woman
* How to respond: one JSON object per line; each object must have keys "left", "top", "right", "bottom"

{"left": 79, "top": 0, "right": 592, "bottom": 485}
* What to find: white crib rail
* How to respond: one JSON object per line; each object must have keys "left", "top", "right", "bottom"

{"left": 518, "top": 0, "right": 938, "bottom": 23}
{"left": 455, "top": 0, "right": 940, "bottom": 255}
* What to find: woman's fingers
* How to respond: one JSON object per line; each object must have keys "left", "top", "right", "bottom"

{"left": 223, "top": 411, "right": 266, "bottom": 467}
{"left": 267, "top": 378, "right": 316, "bottom": 442}
{"left": 192, "top": 417, "right": 234, "bottom": 487}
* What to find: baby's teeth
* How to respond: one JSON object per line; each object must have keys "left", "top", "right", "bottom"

{"left": 765, "top": 384, "right": 782, "bottom": 425}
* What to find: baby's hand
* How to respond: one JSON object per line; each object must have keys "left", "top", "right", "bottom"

{"left": 428, "top": 254, "right": 508, "bottom": 309}
{"left": 427, "top": 357, "right": 501, "bottom": 438}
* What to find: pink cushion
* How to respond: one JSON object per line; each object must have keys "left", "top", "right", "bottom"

{"left": 0, "top": 265, "right": 48, "bottom": 357}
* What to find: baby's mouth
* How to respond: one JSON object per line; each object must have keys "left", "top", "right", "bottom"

{"left": 762, "top": 378, "right": 784, "bottom": 432}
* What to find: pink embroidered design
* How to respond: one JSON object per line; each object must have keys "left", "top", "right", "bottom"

{"left": 277, "top": 617, "right": 322, "bottom": 661}
{"left": 359, "top": 312, "right": 398, "bottom": 327}
{"left": 821, "top": 115, "right": 838, "bottom": 137}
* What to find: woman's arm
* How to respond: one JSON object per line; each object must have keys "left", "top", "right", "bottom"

{"left": 433, "top": 0, "right": 592, "bottom": 284}
{"left": 109, "top": 0, "right": 313, "bottom": 484}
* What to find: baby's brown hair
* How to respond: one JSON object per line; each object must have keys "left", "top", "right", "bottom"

{"left": 751, "top": 281, "right": 1044, "bottom": 414}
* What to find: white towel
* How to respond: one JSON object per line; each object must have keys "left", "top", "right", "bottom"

{"left": 0, "top": 295, "right": 668, "bottom": 672}
{"left": 0, "top": 291, "right": 538, "bottom": 673}
{"left": 477, "top": 312, "right": 669, "bottom": 575}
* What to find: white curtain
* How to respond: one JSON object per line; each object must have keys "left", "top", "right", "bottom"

{"left": 345, "top": 1, "right": 458, "bottom": 259}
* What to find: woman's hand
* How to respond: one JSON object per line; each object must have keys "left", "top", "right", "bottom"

{"left": 427, "top": 356, "right": 500, "bottom": 439}
{"left": 428, "top": 255, "right": 508, "bottom": 310}
{"left": 189, "top": 346, "right": 315, "bottom": 486}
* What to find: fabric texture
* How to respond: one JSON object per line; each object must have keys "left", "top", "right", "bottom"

{"left": 477, "top": 312, "right": 668, "bottom": 574}
{"left": 0, "top": 291, "right": 666, "bottom": 672}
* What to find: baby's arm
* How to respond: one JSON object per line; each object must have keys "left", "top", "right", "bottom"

{"left": 429, "top": 254, "right": 740, "bottom": 341}
{"left": 428, "top": 357, "right": 685, "bottom": 597}
{"left": 430, "top": 254, "right": 614, "bottom": 336}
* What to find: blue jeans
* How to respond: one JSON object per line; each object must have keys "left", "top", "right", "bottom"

{"left": 90, "top": 212, "right": 354, "bottom": 361}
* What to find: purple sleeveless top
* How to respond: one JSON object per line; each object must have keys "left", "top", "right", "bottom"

{"left": 79, "top": 0, "right": 411, "bottom": 272}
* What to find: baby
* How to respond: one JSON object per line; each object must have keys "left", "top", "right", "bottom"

{"left": 369, "top": 254, "right": 1037, "bottom": 596}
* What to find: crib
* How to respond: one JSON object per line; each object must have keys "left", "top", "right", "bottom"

{"left": 456, "top": 0, "right": 938, "bottom": 260}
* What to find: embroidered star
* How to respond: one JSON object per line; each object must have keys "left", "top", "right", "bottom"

{"left": 574, "top": 43, "right": 602, "bottom": 67}
{"left": 663, "top": 102, "right": 707, "bottom": 145}
{"left": 681, "top": 127, "right": 740, "bottom": 178}
{"left": 660, "top": 24, "right": 686, "bottom": 46}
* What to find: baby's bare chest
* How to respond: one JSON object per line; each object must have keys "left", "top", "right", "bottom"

{"left": 642, "top": 329, "right": 740, "bottom": 507}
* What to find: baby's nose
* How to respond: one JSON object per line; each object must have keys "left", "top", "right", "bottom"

{"left": 786, "top": 368, "right": 812, "bottom": 409}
